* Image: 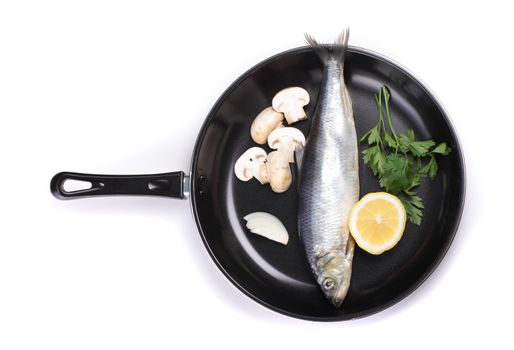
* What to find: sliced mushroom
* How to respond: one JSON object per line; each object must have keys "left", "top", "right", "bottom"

{"left": 267, "top": 127, "right": 306, "bottom": 163}
{"left": 272, "top": 87, "right": 310, "bottom": 124}
{"left": 266, "top": 151, "right": 292, "bottom": 193}
{"left": 250, "top": 107, "right": 284, "bottom": 144}
{"left": 234, "top": 147, "right": 269, "bottom": 184}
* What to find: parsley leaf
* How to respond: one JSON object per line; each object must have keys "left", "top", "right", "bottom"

{"left": 419, "top": 156, "right": 438, "bottom": 179}
{"left": 432, "top": 142, "right": 451, "bottom": 155}
{"left": 380, "top": 154, "right": 413, "bottom": 193}
{"left": 398, "top": 192, "right": 424, "bottom": 225}
{"left": 359, "top": 85, "right": 451, "bottom": 225}
{"left": 408, "top": 140, "right": 435, "bottom": 157}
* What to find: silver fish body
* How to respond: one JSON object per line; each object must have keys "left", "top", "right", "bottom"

{"left": 298, "top": 30, "right": 359, "bottom": 307}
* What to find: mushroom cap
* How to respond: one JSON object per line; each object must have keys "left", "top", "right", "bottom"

{"left": 250, "top": 107, "right": 284, "bottom": 144}
{"left": 234, "top": 147, "right": 267, "bottom": 181}
{"left": 272, "top": 87, "right": 310, "bottom": 113}
{"left": 267, "top": 127, "right": 306, "bottom": 149}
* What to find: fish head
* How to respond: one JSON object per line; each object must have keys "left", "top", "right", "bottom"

{"left": 316, "top": 251, "right": 352, "bottom": 307}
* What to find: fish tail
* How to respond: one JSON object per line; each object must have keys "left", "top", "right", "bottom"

{"left": 304, "top": 28, "right": 350, "bottom": 65}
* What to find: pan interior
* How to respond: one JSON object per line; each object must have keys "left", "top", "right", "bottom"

{"left": 190, "top": 47, "right": 464, "bottom": 320}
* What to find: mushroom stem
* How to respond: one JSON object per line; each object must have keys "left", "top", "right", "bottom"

{"left": 256, "top": 163, "right": 270, "bottom": 184}
{"left": 283, "top": 103, "right": 306, "bottom": 125}
{"left": 267, "top": 127, "right": 306, "bottom": 164}
{"left": 272, "top": 87, "right": 310, "bottom": 125}
{"left": 276, "top": 139, "right": 295, "bottom": 163}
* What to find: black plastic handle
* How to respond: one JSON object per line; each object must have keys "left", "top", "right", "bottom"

{"left": 50, "top": 171, "right": 185, "bottom": 200}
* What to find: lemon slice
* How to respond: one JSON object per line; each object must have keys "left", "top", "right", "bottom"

{"left": 349, "top": 192, "right": 407, "bottom": 255}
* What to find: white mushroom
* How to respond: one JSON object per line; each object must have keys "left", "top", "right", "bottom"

{"left": 267, "top": 127, "right": 306, "bottom": 163}
{"left": 272, "top": 87, "right": 310, "bottom": 124}
{"left": 234, "top": 147, "right": 269, "bottom": 184}
{"left": 250, "top": 107, "right": 284, "bottom": 144}
{"left": 266, "top": 151, "right": 292, "bottom": 193}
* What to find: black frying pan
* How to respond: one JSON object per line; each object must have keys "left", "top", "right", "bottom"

{"left": 50, "top": 46, "right": 465, "bottom": 321}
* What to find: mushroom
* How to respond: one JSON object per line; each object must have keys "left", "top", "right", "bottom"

{"left": 250, "top": 107, "right": 284, "bottom": 144}
{"left": 272, "top": 87, "right": 310, "bottom": 124}
{"left": 234, "top": 147, "right": 269, "bottom": 184}
{"left": 267, "top": 127, "right": 306, "bottom": 163}
{"left": 266, "top": 151, "right": 292, "bottom": 193}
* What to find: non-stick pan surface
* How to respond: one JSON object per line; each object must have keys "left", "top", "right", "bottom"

{"left": 52, "top": 46, "right": 465, "bottom": 321}
{"left": 189, "top": 46, "right": 464, "bottom": 321}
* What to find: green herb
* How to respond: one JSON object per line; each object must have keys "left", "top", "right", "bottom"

{"left": 360, "top": 86, "right": 450, "bottom": 225}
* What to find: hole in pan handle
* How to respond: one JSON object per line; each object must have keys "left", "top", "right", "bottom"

{"left": 50, "top": 171, "right": 186, "bottom": 200}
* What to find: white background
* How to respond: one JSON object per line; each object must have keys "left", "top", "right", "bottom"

{"left": 0, "top": 1, "right": 511, "bottom": 349}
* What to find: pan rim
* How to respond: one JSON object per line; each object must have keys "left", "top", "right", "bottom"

{"left": 188, "top": 45, "right": 466, "bottom": 321}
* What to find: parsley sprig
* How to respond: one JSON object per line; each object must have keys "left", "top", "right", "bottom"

{"left": 360, "top": 86, "right": 450, "bottom": 225}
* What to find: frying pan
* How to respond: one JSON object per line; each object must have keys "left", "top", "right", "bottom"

{"left": 50, "top": 46, "right": 465, "bottom": 321}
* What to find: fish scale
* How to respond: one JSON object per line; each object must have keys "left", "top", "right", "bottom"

{"left": 298, "top": 29, "right": 359, "bottom": 307}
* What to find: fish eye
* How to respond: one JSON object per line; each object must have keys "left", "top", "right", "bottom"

{"left": 323, "top": 278, "right": 334, "bottom": 291}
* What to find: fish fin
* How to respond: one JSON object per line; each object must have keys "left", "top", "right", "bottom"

{"left": 304, "top": 28, "right": 350, "bottom": 65}
{"left": 333, "top": 28, "right": 350, "bottom": 64}
{"left": 345, "top": 237, "right": 355, "bottom": 261}
{"left": 341, "top": 82, "right": 353, "bottom": 119}
{"left": 304, "top": 33, "right": 332, "bottom": 64}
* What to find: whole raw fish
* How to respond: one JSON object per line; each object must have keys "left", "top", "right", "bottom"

{"left": 298, "top": 29, "right": 359, "bottom": 307}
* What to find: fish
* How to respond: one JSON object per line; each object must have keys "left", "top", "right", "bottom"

{"left": 298, "top": 29, "right": 359, "bottom": 307}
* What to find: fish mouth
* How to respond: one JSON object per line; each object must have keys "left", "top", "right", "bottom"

{"left": 328, "top": 285, "right": 350, "bottom": 308}
{"left": 330, "top": 297, "right": 344, "bottom": 308}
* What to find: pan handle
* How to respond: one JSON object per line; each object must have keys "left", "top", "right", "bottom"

{"left": 50, "top": 171, "right": 187, "bottom": 200}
